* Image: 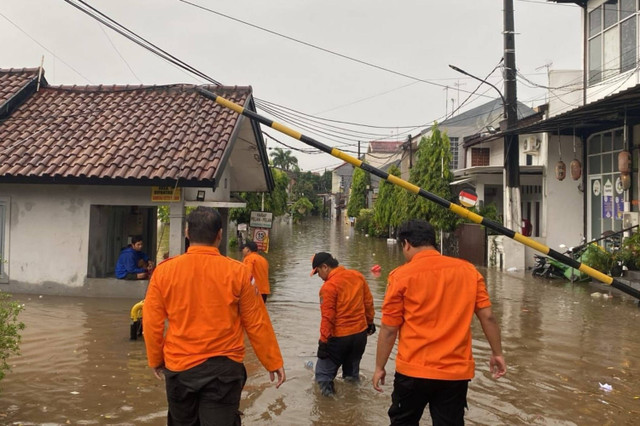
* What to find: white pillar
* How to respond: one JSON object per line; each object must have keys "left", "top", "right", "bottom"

{"left": 476, "top": 182, "right": 486, "bottom": 205}
{"left": 169, "top": 201, "right": 185, "bottom": 256}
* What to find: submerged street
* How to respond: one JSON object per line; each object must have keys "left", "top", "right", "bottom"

{"left": 1, "top": 218, "right": 639, "bottom": 425}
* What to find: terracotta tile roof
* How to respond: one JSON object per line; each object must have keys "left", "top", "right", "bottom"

{"left": 0, "top": 68, "right": 40, "bottom": 112}
{"left": 0, "top": 83, "right": 252, "bottom": 185}
{"left": 368, "top": 140, "right": 404, "bottom": 153}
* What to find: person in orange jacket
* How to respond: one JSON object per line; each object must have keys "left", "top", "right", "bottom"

{"left": 310, "top": 252, "right": 375, "bottom": 396}
{"left": 143, "top": 207, "right": 285, "bottom": 425}
{"left": 242, "top": 240, "right": 270, "bottom": 302}
{"left": 373, "top": 220, "right": 506, "bottom": 425}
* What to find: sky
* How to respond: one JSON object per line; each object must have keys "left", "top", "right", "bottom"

{"left": 1, "top": 0, "right": 583, "bottom": 172}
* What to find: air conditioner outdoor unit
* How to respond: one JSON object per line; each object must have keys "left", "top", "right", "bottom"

{"left": 622, "top": 211, "right": 639, "bottom": 229}
{"left": 523, "top": 137, "right": 541, "bottom": 154}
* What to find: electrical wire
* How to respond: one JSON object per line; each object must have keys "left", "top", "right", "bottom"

{"left": 97, "top": 23, "right": 142, "bottom": 84}
{"left": 177, "top": 0, "right": 497, "bottom": 100}
{"left": 0, "top": 10, "right": 93, "bottom": 83}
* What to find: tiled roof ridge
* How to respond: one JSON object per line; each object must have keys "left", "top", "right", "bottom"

{"left": 0, "top": 67, "right": 40, "bottom": 74}
{"left": 44, "top": 84, "right": 252, "bottom": 94}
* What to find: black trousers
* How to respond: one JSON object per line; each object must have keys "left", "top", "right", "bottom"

{"left": 163, "top": 356, "right": 247, "bottom": 426}
{"left": 389, "top": 372, "right": 469, "bottom": 426}
{"left": 315, "top": 329, "right": 367, "bottom": 382}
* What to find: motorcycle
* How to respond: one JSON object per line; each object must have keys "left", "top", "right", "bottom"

{"left": 532, "top": 254, "right": 568, "bottom": 279}
{"left": 532, "top": 241, "right": 592, "bottom": 282}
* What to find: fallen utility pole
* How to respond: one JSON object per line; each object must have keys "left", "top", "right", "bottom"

{"left": 195, "top": 87, "right": 640, "bottom": 300}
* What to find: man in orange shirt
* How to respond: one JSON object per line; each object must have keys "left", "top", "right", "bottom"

{"left": 311, "top": 252, "right": 375, "bottom": 396}
{"left": 242, "top": 241, "right": 270, "bottom": 302}
{"left": 373, "top": 220, "right": 506, "bottom": 425}
{"left": 143, "top": 207, "right": 285, "bottom": 425}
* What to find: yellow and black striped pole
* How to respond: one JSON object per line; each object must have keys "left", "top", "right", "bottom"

{"left": 196, "top": 87, "right": 640, "bottom": 300}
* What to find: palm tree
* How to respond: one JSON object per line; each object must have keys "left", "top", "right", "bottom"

{"left": 269, "top": 147, "right": 299, "bottom": 171}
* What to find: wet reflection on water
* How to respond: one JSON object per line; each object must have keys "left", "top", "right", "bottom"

{"left": 1, "top": 218, "right": 639, "bottom": 425}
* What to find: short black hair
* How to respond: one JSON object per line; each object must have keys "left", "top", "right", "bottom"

{"left": 397, "top": 220, "right": 436, "bottom": 248}
{"left": 242, "top": 241, "right": 258, "bottom": 252}
{"left": 312, "top": 252, "right": 339, "bottom": 272}
{"left": 131, "top": 235, "right": 143, "bottom": 245}
{"left": 186, "top": 207, "right": 222, "bottom": 244}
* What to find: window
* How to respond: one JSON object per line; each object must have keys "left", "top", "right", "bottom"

{"left": 588, "top": 0, "right": 638, "bottom": 85}
{"left": 471, "top": 148, "right": 490, "bottom": 167}
{"left": 449, "top": 137, "right": 459, "bottom": 170}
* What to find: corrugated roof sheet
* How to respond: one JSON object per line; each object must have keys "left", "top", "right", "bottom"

{"left": 0, "top": 81, "right": 252, "bottom": 185}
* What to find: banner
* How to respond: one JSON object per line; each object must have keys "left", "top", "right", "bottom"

{"left": 151, "top": 186, "right": 181, "bottom": 202}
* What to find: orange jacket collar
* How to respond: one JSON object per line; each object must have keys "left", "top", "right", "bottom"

{"left": 409, "top": 249, "right": 440, "bottom": 263}
{"left": 327, "top": 265, "right": 346, "bottom": 279}
{"left": 186, "top": 245, "right": 221, "bottom": 256}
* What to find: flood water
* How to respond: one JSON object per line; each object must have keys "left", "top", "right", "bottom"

{"left": 1, "top": 218, "right": 639, "bottom": 425}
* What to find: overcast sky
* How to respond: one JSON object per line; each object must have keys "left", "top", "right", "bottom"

{"left": 1, "top": 0, "right": 582, "bottom": 171}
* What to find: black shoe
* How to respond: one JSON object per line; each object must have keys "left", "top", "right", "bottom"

{"left": 318, "top": 381, "right": 335, "bottom": 396}
{"left": 343, "top": 375, "right": 360, "bottom": 384}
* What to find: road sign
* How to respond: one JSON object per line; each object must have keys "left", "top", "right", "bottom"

{"left": 252, "top": 227, "right": 270, "bottom": 253}
{"left": 250, "top": 211, "right": 273, "bottom": 229}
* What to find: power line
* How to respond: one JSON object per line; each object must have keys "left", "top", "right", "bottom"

{"left": 0, "top": 10, "right": 93, "bottom": 83}
{"left": 177, "top": 0, "right": 496, "bottom": 99}
{"left": 97, "top": 23, "right": 142, "bottom": 84}
{"left": 62, "top": 0, "right": 222, "bottom": 86}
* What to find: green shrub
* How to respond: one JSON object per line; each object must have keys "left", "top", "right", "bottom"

{"left": 615, "top": 231, "right": 640, "bottom": 271}
{"left": 356, "top": 209, "right": 386, "bottom": 237}
{"left": 581, "top": 244, "right": 613, "bottom": 274}
{"left": 0, "top": 291, "right": 25, "bottom": 384}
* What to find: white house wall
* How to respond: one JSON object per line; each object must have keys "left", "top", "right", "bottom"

{"left": 545, "top": 135, "right": 584, "bottom": 252}
{"left": 1, "top": 183, "right": 164, "bottom": 291}
{"left": 548, "top": 70, "right": 583, "bottom": 117}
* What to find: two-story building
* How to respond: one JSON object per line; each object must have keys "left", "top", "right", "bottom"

{"left": 518, "top": 0, "right": 640, "bottom": 244}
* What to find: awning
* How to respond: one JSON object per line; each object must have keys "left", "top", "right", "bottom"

{"left": 515, "top": 83, "right": 640, "bottom": 136}
{"left": 450, "top": 177, "right": 475, "bottom": 186}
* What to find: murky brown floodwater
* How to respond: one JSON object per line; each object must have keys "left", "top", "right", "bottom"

{"left": 1, "top": 217, "right": 639, "bottom": 425}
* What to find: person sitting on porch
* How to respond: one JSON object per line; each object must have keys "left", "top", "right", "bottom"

{"left": 115, "top": 235, "right": 154, "bottom": 280}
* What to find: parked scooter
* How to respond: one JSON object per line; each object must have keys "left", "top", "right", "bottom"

{"left": 532, "top": 254, "right": 568, "bottom": 279}
{"left": 532, "top": 240, "right": 589, "bottom": 282}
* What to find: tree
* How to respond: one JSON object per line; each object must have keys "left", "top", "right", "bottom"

{"left": 269, "top": 147, "right": 299, "bottom": 172}
{"left": 347, "top": 166, "right": 370, "bottom": 218}
{"left": 290, "top": 169, "right": 331, "bottom": 217}
{"left": 374, "top": 164, "right": 404, "bottom": 236}
{"left": 403, "top": 123, "right": 458, "bottom": 231}
{"left": 290, "top": 197, "right": 314, "bottom": 223}
{"left": 0, "top": 290, "right": 24, "bottom": 384}
{"left": 229, "top": 168, "right": 289, "bottom": 223}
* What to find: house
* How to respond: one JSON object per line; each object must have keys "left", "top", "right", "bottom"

{"left": 330, "top": 162, "right": 354, "bottom": 221}
{"left": 405, "top": 99, "right": 544, "bottom": 268}
{"left": 0, "top": 68, "right": 273, "bottom": 297}
{"left": 414, "top": 99, "right": 537, "bottom": 172}
{"left": 444, "top": 0, "right": 640, "bottom": 268}
{"left": 363, "top": 141, "right": 404, "bottom": 206}
{"left": 515, "top": 0, "right": 640, "bottom": 248}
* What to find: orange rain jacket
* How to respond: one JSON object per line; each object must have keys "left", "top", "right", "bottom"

{"left": 143, "top": 245, "right": 283, "bottom": 372}
{"left": 243, "top": 251, "right": 270, "bottom": 295}
{"left": 319, "top": 266, "right": 375, "bottom": 343}
{"left": 382, "top": 249, "right": 491, "bottom": 380}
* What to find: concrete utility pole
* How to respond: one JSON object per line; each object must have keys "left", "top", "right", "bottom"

{"left": 503, "top": 0, "right": 521, "bottom": 231}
